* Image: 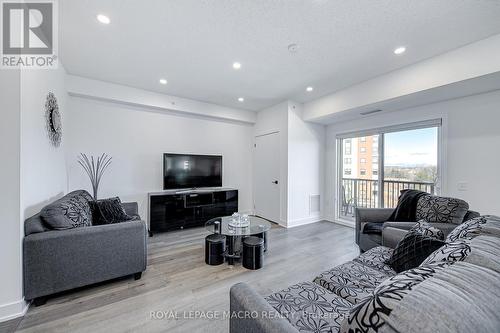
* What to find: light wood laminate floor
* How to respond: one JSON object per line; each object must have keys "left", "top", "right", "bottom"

{"left": 11, "top": 221, "right": 358, "bottom": 333}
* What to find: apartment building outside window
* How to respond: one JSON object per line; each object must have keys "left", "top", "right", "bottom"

{"left": 337, "top": 119, "right": 441, "bottom": 223}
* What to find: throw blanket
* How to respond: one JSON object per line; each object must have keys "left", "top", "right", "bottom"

{"left": 387, "top": 189, "right": 428, "bottom": 222}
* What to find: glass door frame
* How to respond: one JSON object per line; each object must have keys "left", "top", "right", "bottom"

{"left": 335, "top": 119, "right": 443, "bottom": 223}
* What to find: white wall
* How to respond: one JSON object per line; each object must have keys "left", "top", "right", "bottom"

{"left": 254, "top": 102, "right": 289, "bottom": 224}
{"left": 20, "top": 64, "right": 68, "bottom": 219}
{"left": 65, "top": 97, "right": 254, "bottom": 220}
{"left": 0, "top": 70, "right": 24, "bottom": 321}
{"left": 254, "top": 101, "right": 326, "bottom": 227}
{"left": 0, "top": 61, "right": 68, "bottom": 322}
{"left": 324, "top": 89, "right": 500, "bottom": 220}
{"left": 287, "top": 102, "right": 325, "bottom": 226}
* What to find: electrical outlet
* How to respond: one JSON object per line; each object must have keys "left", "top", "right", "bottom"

{"left": 457, "top": 182, "right": 468, "bottom": 191}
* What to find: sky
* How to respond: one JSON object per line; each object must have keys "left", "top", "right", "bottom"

{"left": 384, "top": 127, "right": 438, "bottom": 166}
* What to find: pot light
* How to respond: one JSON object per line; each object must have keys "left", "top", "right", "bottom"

{"left": 232, "top": 62, "right": 241, "bottom": 70}
{"left": 306, "top": 86, "right": 313, "bottom": 92}
{"left": 97, "top": 14, "right": 110, "bottom": 24}
{"left": 394, "top": 46, "right": 406, "bottom": 55}
{"left": 159, "top": 78, "right": 167, "bottom": 85}
{"left": 238, "top": 97, "right": 244, "bottom": 102}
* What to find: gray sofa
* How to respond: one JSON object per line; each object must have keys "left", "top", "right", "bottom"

{"left": 23, "top": 191, "right": 147, "bottom": 305}
{"left": 355, "top": 193, "right": 480, "bottom": 252}
{"left": 230, "top": 215, "right": 500, "bottom": 333}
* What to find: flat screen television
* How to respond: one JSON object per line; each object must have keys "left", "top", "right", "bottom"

{"left": 163, "top": 153, "right": 222, "bottom": 190}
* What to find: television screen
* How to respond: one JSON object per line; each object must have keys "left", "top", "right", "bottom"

{"left": 163, "top": 153, "right": 222, "bottom": 189}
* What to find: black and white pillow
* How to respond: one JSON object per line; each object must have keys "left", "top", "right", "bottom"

{"left": 420, "top": 239, "right": 472, "bottom": 265}
{"left": 388, "top": 230, "right": 445, "bottom": 273}
{"left": 410, "top": 220, "right": 444, "bottom": 240}
{"left": 41, "top": 190, "right": 94, "bottom": 229}
{"left": 415, "top": 195, "right": 469, "bottom": 224}
{"left": 446, "top": 216, "right": 487, "bottom": 242}
{"left": 341, "top": 263, "right": 450, "bottom": 333}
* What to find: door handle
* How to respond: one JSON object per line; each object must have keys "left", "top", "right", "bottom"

{"left": 272, "top": 180, "right": 279, "bottom": 184}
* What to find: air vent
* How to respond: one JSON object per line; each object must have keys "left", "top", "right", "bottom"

{"left": 309, "top": 195, "right": 320, "bottom": 214}
{"left": 360, "top": 109, "right": 382, "bottom": 116}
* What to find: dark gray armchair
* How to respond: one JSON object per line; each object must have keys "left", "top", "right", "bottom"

{"left": 355, "top": 207, "right": 480, "bottom": 252}
{"left": 23, "top": 201, "right": 147, "bottom": 305}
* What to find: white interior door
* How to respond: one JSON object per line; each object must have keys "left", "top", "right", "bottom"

{"left": 254, "top": 132, "right": 280, "bottom": 223}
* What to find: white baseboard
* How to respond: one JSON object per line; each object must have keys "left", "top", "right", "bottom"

{"left": 0, "top": 299, "right": 28, "bottom": 323}
{"left": 286, "top": 215, "right": 322, "bottom": 228}
{"left": 324, "top": 215, "right": 355, "bottom": 228}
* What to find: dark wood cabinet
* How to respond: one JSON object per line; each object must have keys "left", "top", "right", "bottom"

{"left": 149, "top": 189, "right": 238, "bottom": 234}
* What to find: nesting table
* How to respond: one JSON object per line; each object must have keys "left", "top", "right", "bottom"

{"left": 205, "top": 216, "right": 272, "bottom": 265}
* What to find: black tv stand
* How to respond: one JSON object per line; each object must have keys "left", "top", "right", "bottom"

{"left": 148, "top": 188, "right": 238, "bottom": 235}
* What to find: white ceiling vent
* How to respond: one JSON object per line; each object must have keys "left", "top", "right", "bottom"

{"left": 309, "top": 195, "right": 320, "bottom": 214}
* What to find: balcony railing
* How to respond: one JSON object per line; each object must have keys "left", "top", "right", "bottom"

{"left": 340, "top": 178, "right": 435, "bottom": 218}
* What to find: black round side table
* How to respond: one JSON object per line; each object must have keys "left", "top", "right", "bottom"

{"left": 255, "top": 231, "right": 268, "bottom": 252}
{"left": 205, "top": 234, "right": 226, "bottom": 265}
{"left": 242, "top": 236, "right": 264, "bottom": 270}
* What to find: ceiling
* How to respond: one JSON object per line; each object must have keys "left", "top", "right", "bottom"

{"left": 60, "top": 1, "right": 500, "bottom": 111}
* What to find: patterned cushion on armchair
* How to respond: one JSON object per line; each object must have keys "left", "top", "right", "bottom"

{"left": 415, "top": 195, "right": 469, "bottom": 224}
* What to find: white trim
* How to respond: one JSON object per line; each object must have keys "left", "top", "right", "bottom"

{"left": 336, "top": 118, "right": 442, "bottom": 139}
{"left": 286, "top": 215, "right": 322, "bottom": 228}
{"left": 324, "top": 215, "right": 355, "bottom": 228}
{"left": 0, "top": 299, "right": 28, "bottom": 323}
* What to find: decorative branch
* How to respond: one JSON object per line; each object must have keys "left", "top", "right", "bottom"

{"left": 78, "top": 153, "right": 112, "bottom": 200}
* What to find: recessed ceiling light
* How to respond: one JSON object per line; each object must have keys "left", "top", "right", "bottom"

{"left": 238, "top": 97, "right": 244, "bottom": 102}
{"left": 97, "top": 14, "right": 110, "bottom": 24}
{"left": 233, "top": 62, "right": 241, "bottom": 70}
{"left": 288, "top": 43, "right": 299, "bottom": 54}
{"left": 159, "top": 78, "right": 167, "bottom": 85}
{"left": 306, "top": 86, "right": 313, "bottom": 92}
{"left": 394, "top": 46, "right": 406, "bottom": 55}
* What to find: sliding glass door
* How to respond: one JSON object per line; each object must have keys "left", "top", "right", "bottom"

{"left": 337, "top": 121, "right": 440, "bottom": 221}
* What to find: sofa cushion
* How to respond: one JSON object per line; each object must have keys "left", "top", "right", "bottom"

{"left": 41, "top": 190, "right": 94, "bottom": 229}
{"left": 415, "top": 194, "right": 469, "bottom": 224}
{"left": 410, "top": 220, "right": 444, "bottom": 240}
{"left": 421, "top": 239, "right": 471, "bottom": 265}
{"left": 354, "top": 246, "right": 395, "bottom": 275}
{"left": 24, "top": 213, "right": 49, "bottom": 235}
{"left": 341, "top": 262, "right": 451, "bottom": 333}
{"left": 423, "top": 216, "right": 500, "bottom": 266}
{"left": 344, "top": 262, "right": 500, "bottom": 333}
{"left": 313, "top": 261, "right": 393, "bottom": 305}
{"left": 447, "top": 215, "right": 500, "bottom": 242}
{"left": 363, "top": 222, "right": 385, "bottom": 235}
{"left": 388, "top": 231, "right": 444, "bottom": 273}
{"left": 90, "top": 197, "right": 135, "bottom": 225}
{"left": 265, "top": 281, "right": 353, "bottom": 333}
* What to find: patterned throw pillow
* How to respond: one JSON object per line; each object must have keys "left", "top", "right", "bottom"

{"left": 41, "top": 190, "right": 94, "bottom": 229}
{"left": 446, "top": 216, "right": 487, "bottom": 242}
{"left": 90, "top": 197, "right": 135, "bottom": 225}
{"left": 388, "top": 231, "right": 445, "bottom": 273}
{"left": 421, "top": 239, "right": 472, "bottom": 265}
{"left": 410, "top": 220, "right": 445, "bottom": 240}
{"left": 341, "top": 263, "right": 450, "bottom": 333}
{"left": 415, "top": 195, "right": 469, "bottom": 224}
